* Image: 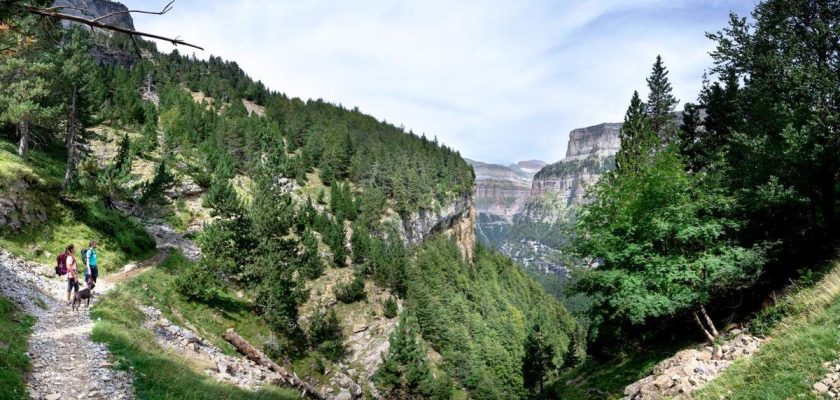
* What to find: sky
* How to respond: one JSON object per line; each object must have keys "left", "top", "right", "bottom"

{"left": 128, "top": 0, "right": 755, "bottom": 164}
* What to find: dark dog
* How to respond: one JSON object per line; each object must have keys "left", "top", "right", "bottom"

{"left": 72, "top": 282, "right": 95, "bottom": 311}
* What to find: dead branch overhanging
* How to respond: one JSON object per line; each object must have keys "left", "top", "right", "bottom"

{"left": 91, "top": 0, "right": 174, "bottom": 23}
{"left": 21, "top": 3, "right": 203, "bottom": 51}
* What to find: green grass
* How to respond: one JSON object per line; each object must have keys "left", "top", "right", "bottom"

{"left": 111, "top": 252, "right": 278, "bottom": 355}
{"left": 550, "top": 339, "right": 691, "bottom": 400}
{"left": 91, "top": 251, "right": 300, "bottom": 399}
{"left": 693, "top": 263, "right": 840, "bottom": 400}
{"left": 0, "top": 296, "right": 35, "bottom": 400}
{"left": 0, "top": 138, "right": 155, "bottom": 271}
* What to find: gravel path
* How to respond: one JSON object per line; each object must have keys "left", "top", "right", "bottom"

{"left": 0, "top": 249, "right": 134, "bottom": 400}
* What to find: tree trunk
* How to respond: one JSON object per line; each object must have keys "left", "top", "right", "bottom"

{"left": 693, "top": 311, "right": 715, "bottom": 343}
{"left": 700, "top": 304, "right": 719, "bottom": 338}
{"left": 222, "top": 328, "right": 325, "bottom": 399}
{"left": 17, "top": 120, "right": 29, "bottom": 158}
{"left": 62, "top": 83, "right": 78, "bottom": 191}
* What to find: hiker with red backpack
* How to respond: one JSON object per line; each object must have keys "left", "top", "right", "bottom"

{"left": 57, "top": 244, "right": 80, "bottom": 306}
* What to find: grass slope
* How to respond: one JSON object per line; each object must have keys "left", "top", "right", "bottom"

{"left": 693, "top": 262, "right": 840, "bottom": 400}
{"left": 91, "top": 251, "right": 300, "bottom": 399}
{"left": 0, "top": 296, "right": 35, "bottom": 400}
{"left": 0, "top": 139, "right": 155, "bottom": 271}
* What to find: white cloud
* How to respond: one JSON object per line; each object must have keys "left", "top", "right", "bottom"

{"left": 128, "top": 0, "right": 753, "bottom": 164}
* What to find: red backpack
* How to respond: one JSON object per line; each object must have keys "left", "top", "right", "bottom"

{"left": 55, "top": 253, "right": 68, "bottom": 276}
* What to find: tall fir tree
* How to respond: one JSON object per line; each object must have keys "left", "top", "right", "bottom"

{"left": 522, "top": 321, "right": 556, "bottom": 398}
{"left": 615, "top": 91, "right": 657, "bottom": 174}
{"left": 645, "top": 55, "right": 679, "bottom": 142}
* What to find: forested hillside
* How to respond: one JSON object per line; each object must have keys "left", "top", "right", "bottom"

{"left": 0, "top": 3, "right": 578, "bottom": 399}
{"left": 553, "top": 1, "right": 840, "bottom": 398}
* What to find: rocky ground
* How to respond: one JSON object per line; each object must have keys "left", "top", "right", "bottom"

{"left": 138, "top": 305, "right": 292, "bottom": 390}
{"left": 0, "top": 248, "right": 134, "bottom": 400}
{"left": 623, "top": 331, "right": 764, "bottom": 400}
{"left": 814, "top": 359, "right": 840, "bottom": 398}
{"left": 143, "top": 220, "right": 201, "bottom": 261}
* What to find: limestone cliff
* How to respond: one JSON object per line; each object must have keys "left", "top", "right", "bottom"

{"left": 467, "top": 159, "right": 545, "bottom": 248}
{"left": 52, "top": 0, "right": 139, "bottom": 66}
{"left": 389, "top": 195, "right": 476, "bottom": 262}
{"left": 53, "top": 0, "right": 136, "bottom": 30}
{"left": 521, "top": 123, "right": 620, "bottom": 222}
{"left": 500, "top": 122, "right": 620, "bottom": 275}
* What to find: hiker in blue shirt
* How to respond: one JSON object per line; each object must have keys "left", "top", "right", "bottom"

{"left": 84, "top": 240, "right": 98, "bottom": 286}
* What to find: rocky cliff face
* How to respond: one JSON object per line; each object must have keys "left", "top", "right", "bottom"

{"left": 53, "top": 0, "right": 136, "bottom": 30}
{"left": 499, "top": 122, "right": 620, "bottom": 275}
{"left": 468, "top": 159, "right": 545, "bottom": 222}
{"left": 387, "top": 195, "right": 476, "bottom": 262}
{"left": 467, "top": 159, "right": 545, "bottom": 248}
{"left": 53, "top": 0, "right": 139, "bottom": 66}
{"left": 522, "top": 123, "right": 620, "bottom": 222}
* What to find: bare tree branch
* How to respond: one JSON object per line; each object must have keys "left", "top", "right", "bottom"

{"left": 21, "top": 4, "right": 203, "bottom": 50}
{"left": 91, "top": 0, "right": 174, "bottom": 23}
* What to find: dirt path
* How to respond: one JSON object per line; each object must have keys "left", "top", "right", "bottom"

{"left": 0, "top": 249, "right": 134, "bottom": 400}
{"left": 0, "top": 220, "right": 198, "bottom": 400}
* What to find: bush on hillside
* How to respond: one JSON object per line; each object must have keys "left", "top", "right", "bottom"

{"left": 334, "top": 273, "right": 366, "bottom": 304}
{"left": 175, "top": 261, "right": 223, "bottom": 303}
{"left": 383, "top": 296, "right": 398, "bottom": 319}
{"left": 307, "top": 308, "right": 344, "bottom": 361}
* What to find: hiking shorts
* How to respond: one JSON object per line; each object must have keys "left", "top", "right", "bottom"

{"left": 85, "top": 266, "right": 99, "bottom": 283}
{"left": 67, "top": 278, "right": 79, "bottom": 293}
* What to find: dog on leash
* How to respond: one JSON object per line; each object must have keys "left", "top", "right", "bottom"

{"left": 72, "top": 281, "right": 95, "bottom": 311}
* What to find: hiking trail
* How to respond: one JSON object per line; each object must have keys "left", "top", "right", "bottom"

{"left": 0, "top": 221, "right": 200, "bottom": 400}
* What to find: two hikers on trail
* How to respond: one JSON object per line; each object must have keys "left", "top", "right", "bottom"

{"left": 56, "top": 241, "right": 98, "bottom": 306}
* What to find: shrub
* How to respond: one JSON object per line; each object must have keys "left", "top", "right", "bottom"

{"left": 308, "top": 308, "right": 344, "bottom": 360}
{"left": 383, "top": 296, "right": 398, "bottom": 319}
{"left": 175, "top": 261, "right": 223, "bottom": 303}
{"left": 334, "top": 273, "right": 366, "bottom": 304}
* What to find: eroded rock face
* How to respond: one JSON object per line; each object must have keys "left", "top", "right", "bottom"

{"left": 394, "top": 195, "right": 476, "bottom": 262}
{"left": 468, "top": 159, "right": 545, "bottom": 222}
{"left": 523, "top": 122, "right": 621, "bottom": 222}
{"left": 0, "top": 180, "right": 48, "bottom": 231}
{"left": 467, "top": 159, "right": 544, "bottom": 249}
{"left": 52, "top": 0, "right": 140, "bottom": 66}
{"left": 52, "top": 0, "right": 136, "bottom": 30}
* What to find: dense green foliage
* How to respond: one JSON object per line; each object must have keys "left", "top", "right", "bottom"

{"left": 573, "top": 0, "right": 840, "bottom": 355}
{"left": 375, "top": 311, "right": 453, "bottom": 400}
{"left": 403, "top": 238, "right": 583, "bottom": 399}
{"left": 0, "top": 295, "right": 35, "bottom": 400}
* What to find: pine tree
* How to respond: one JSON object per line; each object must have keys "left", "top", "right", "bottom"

{"left": 645, "top": 55, "right": 679, "bottom": 141}
{"left": 299, "top": 229, "right": 324, "bottom": 279}
{"left": 114, "top": 134, "right": 132, "bottom": 171}
{"left": 614, "top": 91, "right": 656, "bottom": 174}
{"left": 677, "top": 102, "right": 703, "bottom": 171}
{"left": 0, "top": 57, "right": 59, "bottom": 158}
{"left": 138, "top": 160, "right": 174, "bottom": 206}
{"left": 375, "top": 311, "right": 438, "bottom": 399}
{"left": 522, "top": 322, "right": 556, "bottom": 397}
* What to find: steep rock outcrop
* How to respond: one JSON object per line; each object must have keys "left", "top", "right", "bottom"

{"left": 53, "top": 0, "right": 136, "bottom": 30}
{"left": 468, "top": 159, "right": 545, "bottom": 222}
{"left": 388, "top": 195, "right": 476, "bottom": 262}
{"left": 53, "top": 0, "right": 140, "bottom": 66}
{"left": 468, "top": 159, "right": 545, "bottom": 248}
{"left": 499, "top": 122, "right": 620, "bottom": 275}
{"left": 522, "top": 122, "right": 620, "bottom": 222}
